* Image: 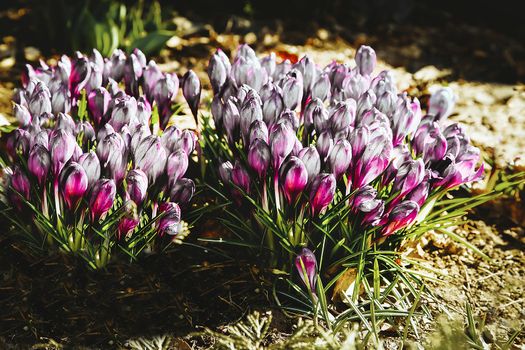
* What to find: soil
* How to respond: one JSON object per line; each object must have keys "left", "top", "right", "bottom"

{"left": 0, "top": 4, "right": 524, "bottom": 349}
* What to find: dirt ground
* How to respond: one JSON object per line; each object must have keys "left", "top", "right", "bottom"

{"left": 0, "top": 8, "right": 524, "bottom": 349}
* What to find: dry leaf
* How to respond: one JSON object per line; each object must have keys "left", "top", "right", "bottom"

{"left": 332, "top": 268, "right": 362, "bottom": 302}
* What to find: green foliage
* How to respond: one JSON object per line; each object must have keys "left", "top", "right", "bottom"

{"left": 33, "top": 0, "right": 174, "bottom": 56}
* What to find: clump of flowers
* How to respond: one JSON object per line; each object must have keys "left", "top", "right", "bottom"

{"left": 203, "top": 44, "right": 484, "bottom": 323}
{"left": 2, "top": 48, "right": 201, "bottom": 268}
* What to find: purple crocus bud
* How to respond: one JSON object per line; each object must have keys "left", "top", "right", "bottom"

{"left": 391, "top": 95, "right": 421, "bottom": 146}
{"left": 49, "top": 129, "right": 76, "bottom": 176}
{"left": 160, "top": 125, "right": 181, "bottom": 153}
{"left": 130, "top": 124, "right": 151, "bottom": 155}
{"left": 273, "top": 59, "right": 292, "bottom": 81}
{"left": 166, "top": 150, "right": 189, "bottom": 182}
{"left": 134, "top": 135, "right": 168, "bottom": 183}
{"left": 28, "top": 144, "right": 51, "bottom": 186}
{"left": 88, "top": 87, "right": 111, "bottom": 127}
{"left": 86, "top": 62, "right": 103, "bottom": 94}
{"left": 143, "top": 60, "right": 164, "bottom": 103}
{"left": 219, "top": 161, "right": 233, "bottom": 184}
{"left": 75, "top": 122, "right": 96, "bottom": 147}
{"left": 330, "top": 99, "right": 356, "bottom": 133}
{"left": 436, "top": 158, "right": 484, "bottom": 190}
{"left": 240, "top": 96, "right": 263, "bottom": 141}
{"left": 136, "top": 96, "right": 151, "bottom": 125}
{"left": 176, "top": 130, "right": 197, "bottom": 156}
{"left": 328, "top": 139, "right": 352, "bottom": 179}
{"left": 349, "top": 125, "right": 369, "bottom": 159}
{"left": 298, "top": 146, "right": 321, "bottom": 182}
{"left": 262, "top": 89, "right": 284, "bottom": 126}
{"left": 169, "top": 178, "right": 195, "bottom": 204}
{"left": 78, "top": 151, "right": 101, "bottom": 188}
{"left": 208, "top": 51, "right": 228, "bottom": 93}
{"left": 312, "top": 102, "right": 330, "bottom": 133}
{"left": 309, "top": 173, "right": 336, "bottom": 215}
{"left": 376, "top": 91, "right": 397, "bottom": 117}
{"left": 428, "top": 87, "right": 456, "bottom": 121}
{"left": 126, "top": 169, "right": 148, "bottom": 204}
{"left": 211, "top": 95, "right": 224, "bottom": 130}
{"left": 357, "top": 89, "right": 376, "bottom": 117}
{"left": 96, "top": 132, "right": 124, "bottom": 167}
{"left": 28, "top": 83, "right": 52, "bottom": 117}
{"left": 14, "top": 104, "right": 31, "bottom": 128}
{"left": 55, "top": 112, "right": 75, "bottom": 134}
{"left": 133, "top": 48, "right": 147, "bottom": 68}
{"left": 249, "top": 120, "right": 269, "bottom": 144}
{"left": 393, "top": 158, "right": 425, "bottom": 198}
{"left": 248, "top": 138, "right": 271, "bottom": 178}
{"left": 89, "top": 179, "right": 116, "bottom": 221}
{"left": 281, "top": 69, "right": 303, "bottom": 110}
{"left": 406, "top": 180, "right": 429, "bottom": 207}
{"left": 109, "top": 49, "right": 126, "bottom": 82}
{"left": 231, "top": 161, "right": 251, "bottom": 194}
{"left": 295, "top": 248, "right": 317, "bottom": 292}
{"left": 70, "top": 52, "right": 91, "bottom": 96}
{"left": 352, "top": 130, "right": 392, "bottom": 188}
{"left": 316, "top": 130, "right": 333, "bottom": 161}
{"left": 412, "top": 122, "right": 447, "bottom": 163}
{"left": 158, "top": 202, "right": 181, "bottom": 236}
{"left": 279, "top": 109, "right": 299, "bottom": 131}
{"left": 303, "top": 98, "right": 323, "bottom": 132}
{"left": 7, "top": 129, "right": 30, "bottom": 158}
{"left": 124, "top": 53, "right": 143, "bottom": 96}
{"left": 355, "top": 45, "right": 376, "bottom": 76}
{"left": 11, "top": 168, "right": 31, "bottom": 201}
{"left": 279, "top": 156, "right": 308, "bottom": 204}
{"left": 342, "top": 72, "right": 369, "bottom": 100}
{"left": 90, "top": 49, "right": 104, "bottom": 73}
{"left": 109, "top": 96, "right": 138, "bottom": 132}
{"left": 269, "top": 120, "right": 295, "bottom": 170}
{"left": 260, "top": 53, "right": 276, "bottom": 77}
{"left": 223, "top": 97, "right": 241, "bottom": 144}
{"left": 352, "top": 186, "right": 380, "bottom": 211}
{"left": 155, "top": 74, "right": 180, "bottom": 128}
{"left": 182, "top": 70, "right": 201, "bottom": 121}
{"left": 381, "top": 201, "right": 419, "bottom": 236}
{"left": 295, "top": 55, "right": 317, "bottom": 96}
{"left": 362, "top": 200, "right": 385, "bottom": 226}
{"left": 117, "top": 201, "right": 139, "bottom": 239}
{"left": 32, "top": 130, "right": 49, "bottom": 150}
{"left": 311, "top": 72, "right": 331, "bottom": 102}
{"left": 60, "top": 162, "right": 88, "bottom": 209}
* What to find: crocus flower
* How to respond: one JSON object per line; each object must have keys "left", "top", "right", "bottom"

{"left": 158, "top": 202, "right": 181, "bottom": 236}
{"left": 269, "top": 120, "right": 295, "bottom": 170}
{"left": 327, "top": 139, "right": 352, "bottom": 179}
{"left": 126, "top": 169, "right": 149, "bottom": 204}
{"left": 14, "top": 104, "right": 31, "bottom": 127}
{"left": 355, "top": 45, "right": 377, "bottom": 76}
{"left": 428, "top": 87, "right": 456, "bottom": 121}
{"left": 108, "top": 96, "right": 138, "bottom": 132}
{"left": 11, "top": 168, "right": 31, "bottom": 201}
{"left": 295, "top": 248, "right": 317, "bottom": 292}
{"left": 381, "top": 200, "right": 419, "bottom": 236}
{"left": 249, "top": 120, "right": 269, "bottom": 145}
{"left": 232, "top": 161, "right": 251, "bottom": 194}
{"left": 182, "top": 70, "right": 201, "bottom": 122}
{"left": 88, "top": 87, "right": 111, "bottom": 127}
{"left": 311, "top": 72, "right": 331, "bottom": 102}
{"left": 49, "top": 129, "right": 76, "bottom": 176}
{"left": 60, "top": 162, "right": 89, "bottom": 209}
{"left": 117, "top": 201, "right": 139, "bottom": 239}
{"left": 166, "top": 150, "right": 189, "bottom": 182}
{"left": 392, "top": 158, "right": 425, "bottom": 199}
{"left": 28, "top": 144, "right": 51, "bottom": 186}
{"left": 248, "top": 138, "right": 271, "bottom": 178}
{"left": 309, "top": 173, "right": 336, "bottom": 215}
{"left": 208, "top": 51, "right": 228, "bottom": 93}
{"left": 279, "top": 156, "right": 308, "bottom": 204}
{"left": 134, "top": 135, "right": 168, "bottom": 183}
{"left": 169, "top": 178, "right": 195, "bottom": 204}
{"left": 78, "top": 151, "right": 101, "bottom": 188}
{"left": 89, "top": 178, "right": 116, "bottom": 221}
{"left": 281, "top": 69, "right": 303, "bottom": 110}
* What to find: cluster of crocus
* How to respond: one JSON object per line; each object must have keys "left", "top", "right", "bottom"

{"left": 205, "top": 44, "right": 483, "bottom": 290}
{"left": 3, "top": 48, "right": 200, "bottom": 268}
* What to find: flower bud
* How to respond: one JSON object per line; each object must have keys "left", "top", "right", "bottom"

{"left": 7, "top": 129, "right": 30, "bottom": 158}
{"left": 117, "top": 201, "right": 139, "bottom": 239}
{"left": 166, "top": 150, "right": 189, "bottom": 182}
{"left": 303, "top": 98, "right": 323, "bottom": 132}
{"left": 55, "top": 112, "right": 75, "bottom": 134}
{"left": 75, "top": 122, "right": 96, "bottom": 147}
{"left": 88, "top": 87, "right": 111, "bottom": 127}
{"left": 412, "top": 122, "right": 447, "bottom": 163}
{"left": 28, "top": 144, "right": 51, "bottom": 186}
{"left": 28, "top": 84, "right": 52, "bottom": 117}
{"left": 90, "top": 179, "right": 116, "bottom": 221}
{"left": 428, "top": 87, "right": 455, "bottom": 121}
{"left": 130, "top": 123, "right": 152, "bottom": 155}
{"left": 330, "top": 100, "right": 356, "bottom": 133}
{"left": 219, "top": 161, "right": 233, "bottom": 184}
{"left": 134, "top": 135, "right": 168, "bottom": 183}
{"left": 298, "top": 146, "right": 321, "bottom": 182}
{"left": 109, "top": 49, "right": 126, "bottom": 82}
{"left": 126, "top": 169, "right": 148, "bottom": 204}
{"left": 355, "top": 45, "right": 376, "bottom": 76}
{"left": 109, "top": 96, "right": 138, "bottom": 132}
{"left": 248, "top": 138, "right": 271, "bottom": 178}
{"left": 49, "top": 129, "right": 76, "bottom": 175}
{"left": 60, "top": 162, "right": 89, "bottom": 209}
{"left": 208, "top": 52, "right": 228, "bottom": 93}
{"left": 353, "top": 186, "right": 380, "bottom": 212}
{"left": 249, "top": 120, "right": 269, "bottom": 144}
{"left": 124, "top": 53, "right": 142, "bottom": 96}
{"left": 223, "top": 97, "right": 241, "bottom": 144}
{"left": 406, "top": 180, "right": 429, "bottom": 207}
{"left": 170, "top": 178, "right": 195, "bottom": 204}
{"left": 11, "top": 167, "right": 31, "bottom": 201}
{"left": 281, "top": 69, "right": 303, "bottom": 110}
{"left": 316, "top": 130, "right": 334, "bottom": 161}
{"left": 78, "top": 151, "right": 101, "bottom": 188}
{"left": 14, "top": 104, "right": 31, "bottom": 128}
{"left": 240, "top": 96, "right": 263, "bottom": 141}
{"left": 182, "top": 70, "right": 201, "bottom": 121}
{"left": 158, "top": 202, "right": 181, "bottom": 236}
{"left": 160, "top": 125, "right": 181, "bottom": 153}
{"left": 143, "top": 60, "right": 164, "bottom": 102}
{"left": 261, "top": 53, "right": 276, "bottom": 77}
{"left": 96, "top": 132, "right": 125, "bottom": 167}
{"left": 231, "top": 161, "right": 251, "bottom": 194}
{"left": 211, "top": 95, "right": 224, "bottom": 130}
{"left": 393, "top": 158, "right": 425, "bottom": 198}
{"left": 328, "top": 139, "right": 352, "bottom": 179}
{"left": 311, "top": 72, "right": 331, "bottom": 102}
{"left": 295, "top": 248, "right": 317, "bottom": 292}
{"left": 70, "top": 52, "right": 91, "bottom": 95}
{"left": 352, "top": 131, "right": 392, "bottom": 188}
{"left": 86, "top": 62, "right": 103, "bottom": 93}
{"left": 295, "top": 55, "right": 317, "bottom": 96}
{"left": 309, "top": 173, "right": 336, "bottom": 215}
{"left": 262, "top": 89, "right": 284, "bottom": 126}
{"left": 177, "top": 130, "right": 197, "bottom": 155}
{"left": 342, "top": 73, "right": 369, "bottom": 100}
{"left": 269, "top": 120, "right": 295, "bottom": 170}
{"left": 381, "top": 201, "right": 419, "bottom": 236}
{"left": 279, "top": 156, "right": 308, "bottom": 204}
{"left": 136, "top": 96, "right": 151, "bottom": 125}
